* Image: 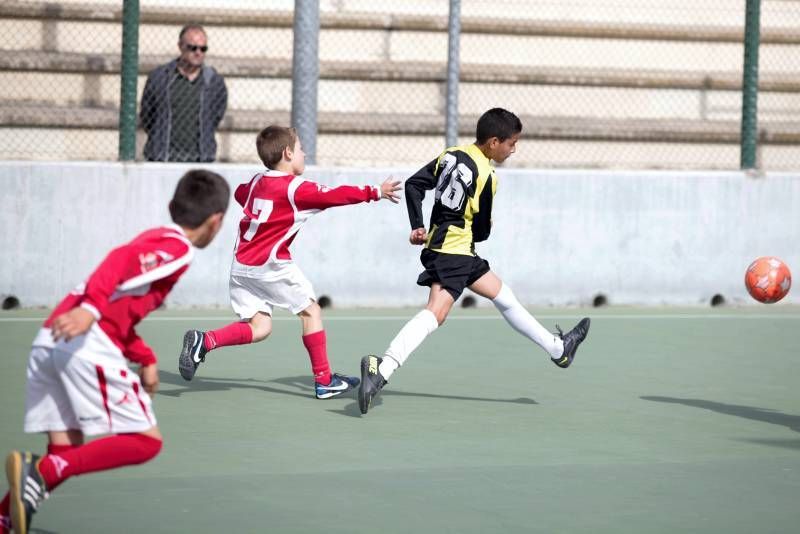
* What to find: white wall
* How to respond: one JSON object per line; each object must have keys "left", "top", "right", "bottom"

{"left": 1, "top": 161, "right": 798, "bottom": 308}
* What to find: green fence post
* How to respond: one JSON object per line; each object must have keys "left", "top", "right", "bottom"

{"left": 740, "top": 0, "right": 761, "bottom": 169}
{"left": 118, "top": 0, "right": 140, "bottom": 161}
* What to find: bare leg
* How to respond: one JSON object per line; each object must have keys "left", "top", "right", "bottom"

{"left": 297, "top": 301, "right": 323, "bottom": 335}
{"left": 248, "top": 312, "right": 273, "bottom": 342}
{"left": 46, "top": 430, "right": 84, "bottom": 447}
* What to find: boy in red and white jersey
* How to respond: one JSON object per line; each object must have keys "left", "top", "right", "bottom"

{"left": 178, "top": 125, "right": 401, "bottom": 399}
{"left": 1, "top": 170, "right": 230, "bottom": 534}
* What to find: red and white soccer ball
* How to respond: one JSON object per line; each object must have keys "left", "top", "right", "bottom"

{"left": 744, "top": 256, "right": 792, "bottom": 303}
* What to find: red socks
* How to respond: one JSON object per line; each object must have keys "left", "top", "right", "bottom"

{"left": 201, "top": 323, "right": 332, "bottom": 384}
{"left": 43, "top": 443, "right": 78, "bottom": 491}
{"left": 204, "top": 322, "right": 253, "bottom": 351}
{"left": 303, "top": 330, "right": 331, "bottom": 385}
{"left": 38, "top": 434, "right": 162, "bottom": 489}
{"left": 0, "top": 494, "right": 8, "bottom": 534}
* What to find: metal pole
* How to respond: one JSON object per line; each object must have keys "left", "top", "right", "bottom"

{"left": 445, "top": 0, "right": 461, "bottom": 148}
{"left": 291, "top": 0, "right": 320, "bottom": 164}
{"left": 740, "top": 0, "right": 761, "bottom": 169}
{"left": 118, "top": 0, "right": 140, "bottom": 161}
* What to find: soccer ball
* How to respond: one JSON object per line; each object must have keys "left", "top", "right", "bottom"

{"left": 744, "top": 257, "right": 792, "bottom": 303}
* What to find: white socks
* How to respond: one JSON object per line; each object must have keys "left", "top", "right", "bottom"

{"left": 380, "top": 309, "right": 439, "bottom": 379}
{"left": 492, "top": 284, "right": 563, "bottom": 358}
{"left": 379, "top": 285, "right": 558, "bottom": 379}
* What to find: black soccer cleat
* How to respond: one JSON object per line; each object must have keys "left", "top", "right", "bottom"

{"left": 552, "top": 318, "right": 591, "bottom": 368}
{"left": 179, "top": 330, "right": 208, "bottom": 381}
{"left": 358, "top": 355, "right": 387, "bottom": 415}
{"left": 6, "top": 450, "right": 49, "bottom": 534}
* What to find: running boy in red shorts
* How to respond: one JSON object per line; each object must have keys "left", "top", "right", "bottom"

{"left": 178, "top": 125, "right": 401, "bottom": 399}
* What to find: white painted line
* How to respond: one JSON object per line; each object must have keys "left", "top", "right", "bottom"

{"left": 1, "top": 314, "right": 798, "bottom": 323}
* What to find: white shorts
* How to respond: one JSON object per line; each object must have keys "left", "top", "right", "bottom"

{"left": 230, "top": 262, "right": 316, "bottom": 318}
{"left": 23, "top": 327, "right": 157, "bottom": 436}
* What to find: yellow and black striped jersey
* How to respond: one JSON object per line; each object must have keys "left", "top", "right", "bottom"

{"left": 405, "top": 144, "right": 497, "bottom": 256}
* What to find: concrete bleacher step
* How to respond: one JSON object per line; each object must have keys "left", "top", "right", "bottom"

{"left": 4, "top": 0, "right": 800, "bottom": 44}
{"left": 3, "top": 49, "right": 800, "bottom": 93}
{"left": 3, "top": 49, "right": 799, "bottom": 125}
{"left": 2, "top": 101, "right": 799, "bottom": 145}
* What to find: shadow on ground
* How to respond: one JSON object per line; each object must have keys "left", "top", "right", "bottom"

{"left": 642, "top": 395, "right": 800, "bottom": 448}
{"left": 333, "top": 389, "right": 537, "bottom": 418}
{"left": 158, "top": 370, "right": 312, "bottom": 400}
{"left": 158, "top": 370, "right": 536, "bottom": 417}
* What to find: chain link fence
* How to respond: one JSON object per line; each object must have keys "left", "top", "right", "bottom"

{"left": 0, "top": 0, "right": 798, "bottom": 169}
{"left": 451, "top": 0, "right": 800, "bottom": 170}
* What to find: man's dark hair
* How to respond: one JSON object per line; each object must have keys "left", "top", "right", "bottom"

{"left": 475, "top": 108, "right": 522, "bottom": 144}
{"left": 179, "top": 24, "right": 206, "bottom": 42}
{"left": 169, "top": 169, "right": 230, "bottom": 228}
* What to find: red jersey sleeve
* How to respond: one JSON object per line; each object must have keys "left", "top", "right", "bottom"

{"left": 79, "top": 246, "right": 137, "bottom": 320}
{"left": 293, "top": 180, "right": 380, "bottom": 211}
{"left": 125, "top": 331, "right": 157, "bottom": 366}
{"left": 234, "top": 175, "right": 259, "bottom": 207}
{"left": 80, "top": 235, "right": 193, "bottom": 321}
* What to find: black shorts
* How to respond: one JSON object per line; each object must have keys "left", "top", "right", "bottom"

{"left": 416, "top": 249, "right": 491, "bottom": 301}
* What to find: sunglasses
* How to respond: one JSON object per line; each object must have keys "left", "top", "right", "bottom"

{"left": 184, "top": 44, "right": 208, "bottom": 53}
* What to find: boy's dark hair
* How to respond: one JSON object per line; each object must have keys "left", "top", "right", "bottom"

{"left": 475, "top": 108, "right": 522, "bottom": 144}
{"left": 256, "top": 125, "right": 298, "bottom": 168}
{"left": 169, "top": 169, "right": 230, "bottom": 228}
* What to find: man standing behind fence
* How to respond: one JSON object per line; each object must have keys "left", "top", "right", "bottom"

{"left": 140, "top": 25, "right": 228, "bottom": 162}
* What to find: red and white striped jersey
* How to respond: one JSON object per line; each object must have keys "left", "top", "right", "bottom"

{"left": 231, "top": 169, "right": 380, "bottom": 276}
{"left": 39, "top": 224, "right": 194, "bottom": 365}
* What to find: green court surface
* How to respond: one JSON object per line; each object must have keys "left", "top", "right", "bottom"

{"left": 1, "top": 306, "right": 799, "bottom": 533}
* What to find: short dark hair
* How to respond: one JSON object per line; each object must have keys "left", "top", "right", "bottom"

{"left": 256, "top": 125, "right": 297, "bottom": 168}
{"left": 475, "top": 108, "right": 522, "bottom": 144}
{"left": 169, "top": 169, "right": 230, "bottom": 228}
{"left": 179, "top": 24, "right": 206, "bottom": 42}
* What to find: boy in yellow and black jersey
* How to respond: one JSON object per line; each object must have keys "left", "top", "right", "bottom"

{"left": 406, "top": 142, "right": 496, "bottom": 256}
{"left": 358, "top": 108, "right": 592, "bottom": 415}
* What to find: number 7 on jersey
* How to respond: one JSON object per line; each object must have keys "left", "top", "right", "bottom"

{"left": 242, "top": 198, "right": 274, "bottom": 241}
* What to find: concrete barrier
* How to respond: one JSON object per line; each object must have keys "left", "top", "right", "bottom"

{"left": 1, "top": 161, "right": 798, "bottom": 309}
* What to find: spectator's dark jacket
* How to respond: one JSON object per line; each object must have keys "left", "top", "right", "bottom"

{"left": 140, "top": 59, "right": 228, "bottom": 162}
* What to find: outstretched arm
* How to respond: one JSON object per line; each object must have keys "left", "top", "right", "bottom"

{"left": 379, "top": 177, "right": 402, "bottom": 203}
{"left": 293, "top": 180, "right": 381, "bottom": 210}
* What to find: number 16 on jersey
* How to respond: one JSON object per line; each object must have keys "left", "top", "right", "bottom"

{"left": 435, "top": 153, "right": 473, "bottom": 211}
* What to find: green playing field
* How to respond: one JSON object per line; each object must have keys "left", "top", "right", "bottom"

{"left": 1, "top": 306, "right": 799, "bottom": 533}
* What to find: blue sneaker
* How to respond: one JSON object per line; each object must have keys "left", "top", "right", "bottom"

{"left": 315, "top": 373, "right": 360, "bottom": 399}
